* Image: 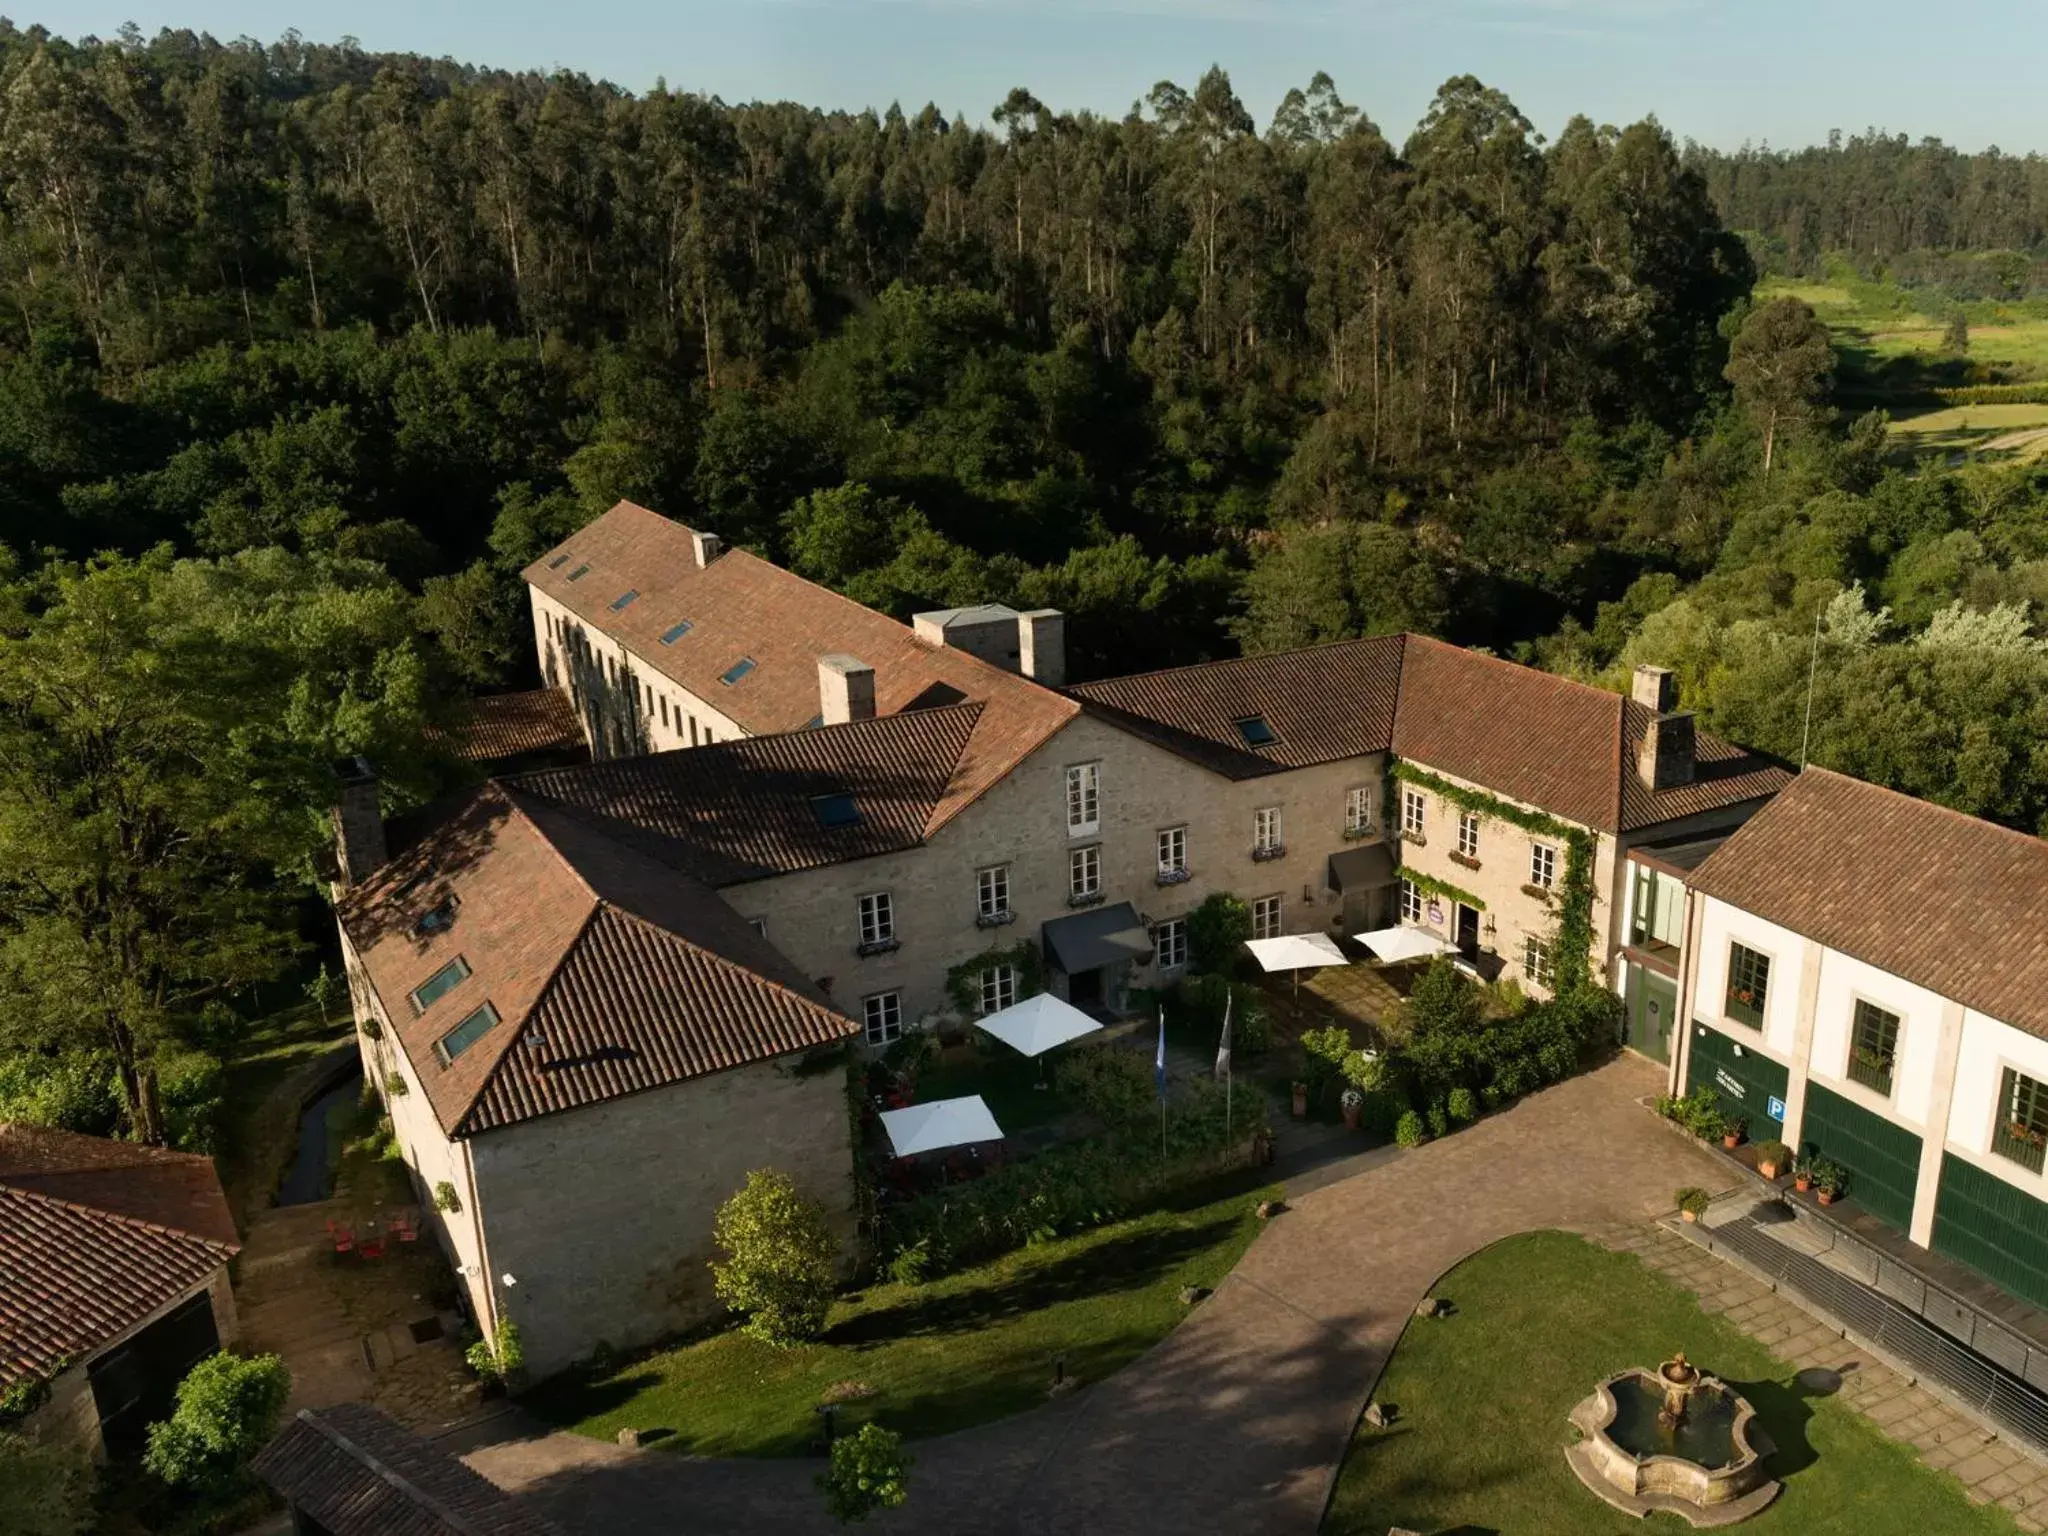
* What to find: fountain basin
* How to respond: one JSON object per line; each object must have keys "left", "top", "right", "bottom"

{"left": 1566, "top": 1367, "right": 1779, "bottom": 1527}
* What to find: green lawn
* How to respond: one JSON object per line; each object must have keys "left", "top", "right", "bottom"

{"left": 1325, "top": 1231, "right": 2018, "bottom": 1536}
{"left": 525, "top": 1179, "right": 1275, "bottom": 1456}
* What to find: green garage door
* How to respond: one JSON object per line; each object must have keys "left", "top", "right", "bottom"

{"left": 1684, "top": 1023, "right": 1788, "bottom": 1134}
{"left": 1933, "top": 1154, "right": 2048, "bottom": 1312}
{"left": 1799, "top": 1083, "right": 1922, "bottom": 1232}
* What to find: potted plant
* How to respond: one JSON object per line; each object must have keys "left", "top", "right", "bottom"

{"left": 1815, "top": 1159, "right": 1847, "bottom": 1207}
{"left": 1290, "top": 1080, "right": 1308, "bottom": 1120}
{"left": 1340, "top": 1086, "right": 1365, "bottom": 1132}
{"left": 1721, "top": 1115, "right": 1746, "bottom": 1150}
{"left": 1676, "top": 1187, "right": 1711, "bottom": 1223}
{"left": 1754, "top": 1140, "right": 1791, "bottom": 1180}
{"left": 1792, "top": 1153, "right": 1814, "bottom": 1193}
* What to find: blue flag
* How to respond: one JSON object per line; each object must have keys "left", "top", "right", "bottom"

{"left": 1155, "top": 1010, "right": 1167, "bottom": 1099}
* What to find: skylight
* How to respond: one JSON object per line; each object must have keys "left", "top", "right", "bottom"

{"left": 1234, "top": 715, "right": 1279, "bottom": 748}
{"left": 659, "top": 620, "right": 694, "bottom": 645}
{"left": 412, "top": 898, "right": 457, "bottom": 937}
{"left": 408, "top": 956, "right": 471, "bottom": 1016}
{"left": 547, "top": 554, "right": 571, "bottom": 569}
{"left": 719, "top": 657, "right": 757, "bottom": 686}
{"left": 610, "top": 590, "right": 639, "bottom": 611}
{"left": 566, "top": 564, "right": 590, "bottom": 581}
{"left": 811, "top": 793, "right": 861, "bottom": 829}
{"left": 434, "top": 1001, "right": 500, "bottom": 1066}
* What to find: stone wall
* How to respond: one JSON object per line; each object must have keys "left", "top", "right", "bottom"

{"left": 527, "top": 585, "right": 744, "bottom": 760}
{"left": 469, "top": 1058, "right": 854, "bottom": 1377}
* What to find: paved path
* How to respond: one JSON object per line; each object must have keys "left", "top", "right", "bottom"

{"left": 456, "top": 1055, "right": 1725, "bottom": 1534}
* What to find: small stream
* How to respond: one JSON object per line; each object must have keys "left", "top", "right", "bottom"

{"left": 277, "top": 1068, "right": 362, "bottom": 1206}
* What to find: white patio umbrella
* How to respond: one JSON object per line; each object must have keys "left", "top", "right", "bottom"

{"left": 1244, "top": 932, "right": 1350, "bottom": 995}
{"left": 1354, "top": 926, "right": 1459, "bottom": 965}
{"left": 879, "top": 1095, "right": 1004, "bottom": 1157}
{"left": 974, "top": 991, "right": 1105, "bottom": 1086}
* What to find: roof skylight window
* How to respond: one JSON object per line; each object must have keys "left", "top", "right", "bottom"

{"left": 547, "top": 554, "right": 571, "bottom": 569}
{"left": 434, "top": 1001, "right": 500, "bottom": 1066}
{"left": 1234, "top": 715, "right": 1279, "bottom": 748}
{"left": 811, "top": 793, "right": 861, "bottom": 829}
{"left": 610, "top": 590, "right": 639, "bottom": 611}
{"left": 408, "top": 956, "right": 471, "bottom": 1016}
{"left": 719, "top": 657, "right": 757, "bottom": 686}
{"left": 412, "top": 898, "right": 457, "bottom": 937}
{"left": 659, "top": 620, "right": 694, "bottom": 645}
{"left": 566, "top": 564, "right": 590, "bottom": 581}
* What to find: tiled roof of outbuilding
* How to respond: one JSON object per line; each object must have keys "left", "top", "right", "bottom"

{"left": 0, "top": 1124, "right": 238, "bottom": 1247}
{"left": 254, "top": 1404, "right": 564, "bottom": 1536}
{"left": 0, "top": 1135, "right": 238, "bottom": 1386}
{"left": 1688, "top": 768, "right": 2048, "bottom": 1039}
{"left": 434, "top": 689, "right": 586, "bottom": 765}
{"left": 336, "top": 787, "right": 858, "bottom": 1139}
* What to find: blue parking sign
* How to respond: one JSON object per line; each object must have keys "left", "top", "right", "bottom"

{"left": 1766, "top": 1095, "right": 1786, "bottom": 1123}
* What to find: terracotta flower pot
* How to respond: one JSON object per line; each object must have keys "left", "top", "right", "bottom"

{"left": 1291, "top": 1081, "right": 1308, "bottom": 1119}
{"left": 1817, "top": 1189, "right": 1836, "bottom": 1207}
{"left": 1758, "top": 1161, "right": 1780, "bottom": 1180}
{"left": 1723, "top": 1133, "right": 1741, "bottom": 1150}
{"left": 1794, "top": 1174, "right": 1812, "bottom": 1192}
{"left": 1342, "top": 1101, "right": 1363, "bottom": 1132}
{"left": 1681, "top": 1209, "right": 1699, "bottom": 1223}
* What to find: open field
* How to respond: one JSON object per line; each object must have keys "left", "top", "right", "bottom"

{"left": 1324, "top": 1231, "right": 2020, "bottom": 1536}
{"left": 1884, "top": 402, "right": 2048, "bottom": 462}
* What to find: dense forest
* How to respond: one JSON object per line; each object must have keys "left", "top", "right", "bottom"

{"left": 0, "top": 22, "right": 2044, "bottom": 1159}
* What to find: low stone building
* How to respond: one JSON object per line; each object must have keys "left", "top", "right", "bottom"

{"left": 0, "top": 1125, "right": 239, "bottom": 1458}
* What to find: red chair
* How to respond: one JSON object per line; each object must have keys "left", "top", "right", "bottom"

{"left": 357, "top": 1223, "right": 386, "bottom": 1260}
{"left": 325, "top": 1220, "right": 355, "bottom": 1255}
{"left": 391, "top": 1212, "right": 419, "bottom": 1244}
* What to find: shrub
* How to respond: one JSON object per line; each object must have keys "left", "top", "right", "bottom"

{"left": 1300, "top": 1026, "right": 1358, "bottom": 1112}
{"left": 465, "top": 1320, "right": 524, "bottom": 1384}
{"left": 1054, "top": 1046, "right": 1154, "bottom": 1132}
{"left": 1394, "top": 1110, "right": 1428, "bottom": 1148}
{"left": 818, "top": 1421, "right": 911, "bottom": 1523}
{"left": 1656, "top": 1087, "right": 1725, "bottom": 1140}
{"left": 1446, "top": 1087, "right": 1478, "bottom": 1124}
{"left": 1187, "top": 892, "right": 1252, "bottom": 975}
{"left": 142, "top": 1352, "right": 291, "bottom": 1494}
{"left": 158, "top": 1049, "right": 227, "bottom": 1152}
{"left": 383, "top": 1070, "right": 409, "bottom": 1098}
{"left": 1425, "top": 1100, "right": 1450, "bottom": 1139}
{"left": 0, "top": 1050, "right": 119, "bottom": 1135}
{"left": 433, "top": 1180, "right": 462, "bottom": 1214}
{"left": 0, "top": 1431, "right": 93, "bottom": 1536}
{"left": 1676, "top": 1186, "right": 1712, "bottom": 1217}
{"left": 0, "top": 1371, "right": 52, "bottom": 1429}
{"left": 710, "top": 1169, "right": 840, "bottom": 1347}
{"left": 886, "top": 1239, "right": 931, "bottom": 1287}
{"left": 1754, "top": 1139, "right": 1791, "bottom": 1169}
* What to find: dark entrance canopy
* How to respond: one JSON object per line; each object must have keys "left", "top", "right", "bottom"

{"left": 1041, "top": 902, "right": 1152, "bottom": 974}
{"left": 1328, "top": 843, "right": 1396, "bottom": 891}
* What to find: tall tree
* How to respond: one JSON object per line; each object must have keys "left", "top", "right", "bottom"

{"left": 1724, "top": 295, "right": 1834, "bottom": 473}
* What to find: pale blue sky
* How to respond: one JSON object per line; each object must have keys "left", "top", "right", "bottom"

{"left": 28, "top": 0, "right": 2048, "bottom": 153}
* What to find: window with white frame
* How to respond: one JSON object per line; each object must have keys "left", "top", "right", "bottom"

{"left": 1522, "top": 935, "right": 1555, "bottom": 989}
{"left": 1157, "top": 825, "right": 1188, "bottom": 877}
{"left": 1456, "top": 811, "right": 1481, "bottom": 860}
{"left": 1345, "top": 786, "right": 1373, "bottom": 836}
{"left": 1401, "top": 787, "right": 1426, "bottom": 837}
{"left": 862, "top": 992, "right": 902, "bottom": 1047}
{"left": 1251, "top": 894, "right": 1283, "bottom": 940}
{"left": 1399, "top": 878, "right": 1423, "bottom": 924}
{"left": 976, "top": 864, "right": 1011, "bottom": 921}
{"left": 1154, "top": 917, "right": 1189, "bottom": 972}
{"left": 1066, "top": 762, "right": 1100, "bottom": 835}
{"left": 979, "top": 964, "right": 1017, "bottom": 1015}
{"left": 1069, "top": 844, "right": 1102, "bottom": 901}
{"left": 1253, "top": 806, "right": 1283, "bottom": 854}
{"left": 1529, "top": 841, "right": 1557, "bottom": 889}
{"left": 857, "top": 891, "right": 895, "bottom": 949}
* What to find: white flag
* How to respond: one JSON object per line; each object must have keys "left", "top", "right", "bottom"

{"left": 1214, "top": 989, "right": 1233, "bottom": 1081}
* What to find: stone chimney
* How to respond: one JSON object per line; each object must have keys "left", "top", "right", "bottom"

{"left": 818, "top": 655, "right": 877, "bottom": 725}
{"left": 1637, "top": 712, "right": 1697, "bottom": 791}
{"left": 691, "top": 530, "right": 724, "bottom": 568}
{"left": 1632, "top": 664, "right": 1677, "bottom": 715}
{"left": 1018, "top": 610, "right": 1067, "bottom": 688}
{"left": 330, "top": 756, "right": 387, "bottom": 888}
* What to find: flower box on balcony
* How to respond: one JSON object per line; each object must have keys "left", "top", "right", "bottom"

{"left": 1341, "top": 827, "right": 1376, "bottom": 841}
{"left": 855, "top": 937, "right": 900, "bottom": 958}
{"left": 1449, "top": 851, "right": 1481, "bottom": 871}
{"left": 974, "top": 910, "right": 1017, "bottom": 929}
{"left": 1155, "top": 867, "right": 1192, "bottom": 886}
{"left": 1250, "top": 845, "right": 1287, "bottom": 863}
{"left": 1066, "top": 891, "right": 1106, "bottom": 909}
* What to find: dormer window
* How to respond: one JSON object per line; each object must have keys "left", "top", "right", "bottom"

{"left": 610, "top": 590, "right": 639, "bottom": 611}
{"left": 1234, "top": 715, "right": 1278, "bottom": 748}
{"left": 434, "top": 1001, "right": 500, "bottom": 1066}
{"left": 720, "top": 657, "right": 756, "bottom": 686}
{"left": 811, "top": 793, "right": 860, "bottom": 829}
{"left": 660, "top": 620, "right": 694, "bottom": 644}
{"left": 566, "top": 564, "right": 590, "bottom": 581}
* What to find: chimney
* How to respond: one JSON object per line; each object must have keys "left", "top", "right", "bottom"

{"left": 1018, "top": 610, "right": 1067, "bottom": 688}
{"left": 1637, "top": 712, "right": 1697, "bottom": 791}
{"left": 818, "top": 655, "right": 877, "bottom": 725}
{"left": 330, "top": 756, "right": 387, "bottom": 887}
{"left": 1631, "top": 664, "right": 1677, "bottom": 714}
{"left": 691, "top": 530, "right": 724, "bottom": 568}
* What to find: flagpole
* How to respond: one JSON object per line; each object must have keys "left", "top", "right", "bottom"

{"left": 1157, "top": 1008, "right": 1168, "bottom": 1169}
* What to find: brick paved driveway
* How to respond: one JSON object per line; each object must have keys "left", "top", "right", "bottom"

{"left": 454, "top": 1054, "right": 1725, "bottom": 1534}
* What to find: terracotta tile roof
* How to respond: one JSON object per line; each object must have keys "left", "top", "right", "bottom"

{"left": 1068, "top": 636, "right": 1406, "bottom": 778}
{"left": 432, "top": 690, "right": 585, "bottom": 765}
{"left": 508, "top": 704, "right": 985, "bottom": 884}
{"left": 524, "top": 500, "right": 1077, "bottom": 747}
{"left": 0, "top": 1125, "right": 238, "bottom": 1247}
{"left": 1075, "top": 632, "right": 1788, "bottom": 833}
{"left": 1688, "top": 768, "right": 2048, "bottom": 1038}
{"left": 0, "top": 1155, "right": 237, "bottom": 1386}
{"left": 254, "top": 1404, "right": 564, "bottom": 1536}
{"left": 336, "top": 786, "right": 858, "bottom": 1139}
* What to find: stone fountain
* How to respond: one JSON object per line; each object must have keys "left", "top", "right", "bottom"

{"left": 1565, "top": 1353, "right": 1780, "bottom": 1527}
